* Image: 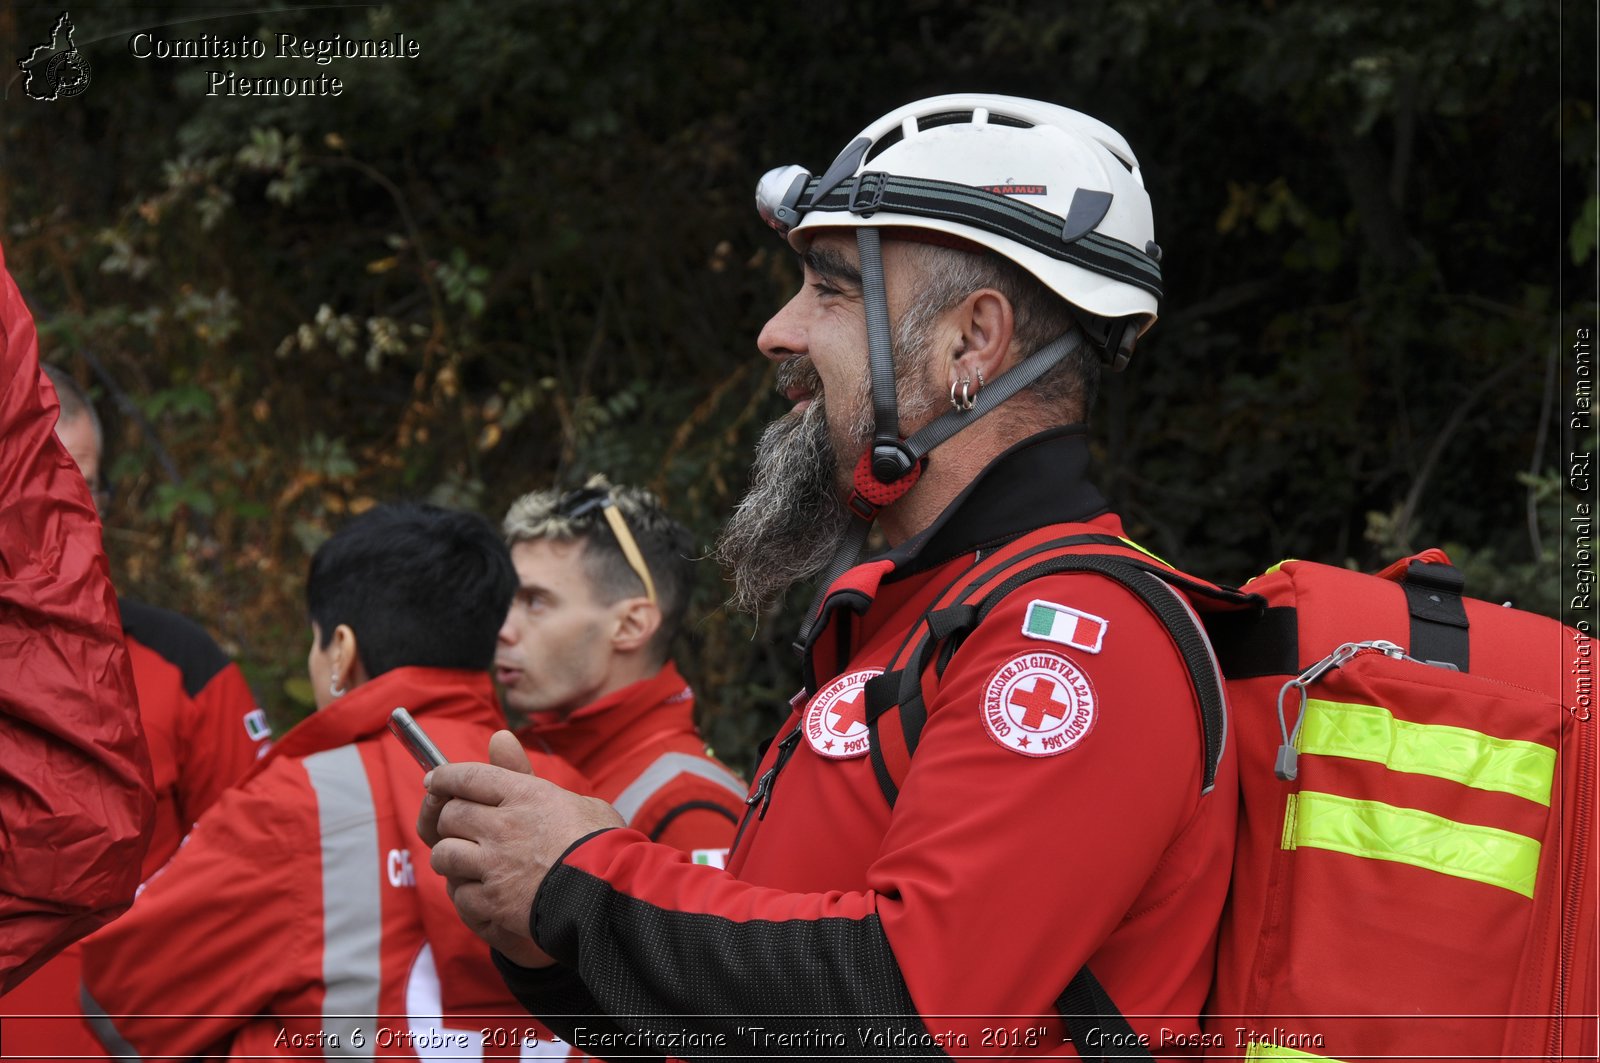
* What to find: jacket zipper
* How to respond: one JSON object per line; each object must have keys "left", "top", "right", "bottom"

{"left": 726, "top": 726, "right": 803, "bottom": 858}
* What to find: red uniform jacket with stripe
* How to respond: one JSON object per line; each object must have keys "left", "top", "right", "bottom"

{"left": 517, "top": 662, "right": 746, "bottom": 861}
{"left": 0, "top": 240, "right": 153, "bottom": 995}
{"left": 0, "top": 601, "right": 270, "bottom": 1059}
{"left": 495, "top": 428, "right": 1238, "bottom": 1059}
{"left": 81, "top": 667, "right": 589, "bottom": 1060}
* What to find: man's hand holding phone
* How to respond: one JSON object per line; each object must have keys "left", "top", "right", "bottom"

{"left": 409, "top": 725, "right": 623, "bottom": 969}
{"left": 389, "top": 707, "right": 448, "bottom": 771}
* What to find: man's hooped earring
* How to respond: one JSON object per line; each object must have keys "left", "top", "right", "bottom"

{"left": 950, "top": 369, "right": 984, "bottom": 412}
{"left": 330, "top": 664, "right": 346, "bottom": 699}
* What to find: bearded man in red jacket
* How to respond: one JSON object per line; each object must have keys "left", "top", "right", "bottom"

{"left": 422, "top": 95, "right": 1235, "bottom": 1060}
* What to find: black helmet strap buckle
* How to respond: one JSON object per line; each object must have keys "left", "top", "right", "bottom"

{"left": 1074, "top": 312, "right": 1137, "bottom": 372}
{"left": 849, "top": 171, "right": 889, "bottom": 217}
{"left": 871, "top": 438, "right": 917, "bottom": 483}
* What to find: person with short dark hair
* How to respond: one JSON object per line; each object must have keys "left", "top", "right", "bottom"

{"left": 498, "top": 477, "right": 745, "bottom": 863}
{"left": 309, "top": 502, "right": 531, "bottom": 691}
{"left": 82, "top": 502, "right": 590, "bottom": 1059}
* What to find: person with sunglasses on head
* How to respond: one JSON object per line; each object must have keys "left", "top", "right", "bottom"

{"left": 81, "top": 502, "right": 590, "bottom": 1060}
{"left": 496, "top": 477, "right": 745, "bottom": 866}
{"left": 420, "top": 96, "right": 1233, "bottom": 1058}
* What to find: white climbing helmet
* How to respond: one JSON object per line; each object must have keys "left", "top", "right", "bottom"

{"left": 757, "top": 93, "right": 1163, "bottom": 342}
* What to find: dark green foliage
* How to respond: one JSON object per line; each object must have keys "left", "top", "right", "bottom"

{"left": 3, "top": 0, "right": 1590, "bottom": 770}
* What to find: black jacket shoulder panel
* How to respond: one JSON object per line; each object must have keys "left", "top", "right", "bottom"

{"left": 118, "top": 597, "right": 232, "bottom": 699}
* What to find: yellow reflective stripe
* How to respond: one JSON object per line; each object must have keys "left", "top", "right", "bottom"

{"left": 1244, "top": 1043, "right": 1346, "bottom": 1062}
{"left": 1116, "top": 536, "right": 1170, "bottom": 567}
{"left": 1300, "top": 699, "right": 1556, "bottom": 806}
{"left": 1261, "top": 558, "right": 1295, "bottom": 576}
{"left": 1241, "top": 558, "right": 1297, "bottom": 585}
{"left": 1283, "top": 791, "right": 1541, "bottom": 898}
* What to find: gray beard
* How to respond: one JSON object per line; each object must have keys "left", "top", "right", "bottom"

{"left": 714, "top": 309, "right": 944, "bottom": 616}
{"left": 712, "top": 398, "right": 851, "bottom": 616}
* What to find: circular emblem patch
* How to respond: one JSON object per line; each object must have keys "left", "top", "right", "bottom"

{"left": 804, "top": 668, "right": 882, "bottom": 760}
{"left": 982, "top": 651, "right": 1096, "bottom": 757}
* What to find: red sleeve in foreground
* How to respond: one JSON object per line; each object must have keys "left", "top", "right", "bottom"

{"left": 0, "top": 241, "right": 154, "bottom": 994}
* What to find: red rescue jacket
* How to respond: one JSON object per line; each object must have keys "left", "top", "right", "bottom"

{"left": 518, "top": 661, "right": 746, "bottom": 858}
{"left": 121, "top": 598, "right": 274, "bottom": 878}
{"left": 81, "top": 667, "right": 587, "bottom": 1059}
{"left": 0, "top": 600, "right": 271, "bottom": 1057}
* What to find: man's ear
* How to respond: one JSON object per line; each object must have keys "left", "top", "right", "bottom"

{"left": 948, "top": 288, "right": 1016, "bottom": 392}
{"left": 610, "top": 598, "right": 663, "bottom": 656}
{"left": 332, "top": 624, "right": 369, "bottom": 690}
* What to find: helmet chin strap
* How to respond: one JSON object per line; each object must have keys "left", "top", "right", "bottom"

{"left": 857, "top": 229, "right": 917, "bottom": 484}
{"left": 793, "top": 227, "right": 1082, "bottom": 650}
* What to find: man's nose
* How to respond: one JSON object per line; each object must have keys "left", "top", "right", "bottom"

{"left": 756, "top": 290, "right": 807, "bottom": 364}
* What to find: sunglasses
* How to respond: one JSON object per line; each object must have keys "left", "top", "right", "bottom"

{"left": 555, "top": 487, "right": 658, "bottom": 605}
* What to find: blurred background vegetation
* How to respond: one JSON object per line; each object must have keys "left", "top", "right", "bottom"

{"left": 2, "top": 0, "right": 1593, "bottom": 772}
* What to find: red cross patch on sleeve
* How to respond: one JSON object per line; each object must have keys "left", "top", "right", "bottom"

{"left": 981, "top": 651, "right": 1097, "bottom": 757}
{"left": 804, "top": 668, "right": 882, "bottom": 760}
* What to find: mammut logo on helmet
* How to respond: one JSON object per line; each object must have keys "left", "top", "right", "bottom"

{"left": 979, "top": 183, "right": 1047, "bottom": 196}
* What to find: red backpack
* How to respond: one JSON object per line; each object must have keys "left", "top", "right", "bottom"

{"left": 866, "top": 537, "right": 1597, "bottom": 1061}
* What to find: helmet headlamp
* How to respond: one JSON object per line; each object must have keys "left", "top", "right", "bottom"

{"left": 754, "top": 164, "right": 812, "bottom": 236}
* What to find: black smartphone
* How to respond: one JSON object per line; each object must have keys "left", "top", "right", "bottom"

{"left": 389, "top": 707, "right": 449, "bottom": 771}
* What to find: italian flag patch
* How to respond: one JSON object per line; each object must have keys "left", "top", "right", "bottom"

{"left": 242, "top": 707, "right": 272, "bottom": 741}
{"left": 1021, "top": 599, "right": 1108, "bottom": 653}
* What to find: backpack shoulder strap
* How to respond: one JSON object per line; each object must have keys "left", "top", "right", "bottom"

{"left": 862, "top": 531, "right": 1129, "bottom": 804}
{"left": 856, "top": 534, "right": 1252, "bottom": 1062}
{"left": 864, "top": 535, "right": 1256, "bottom": 806}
